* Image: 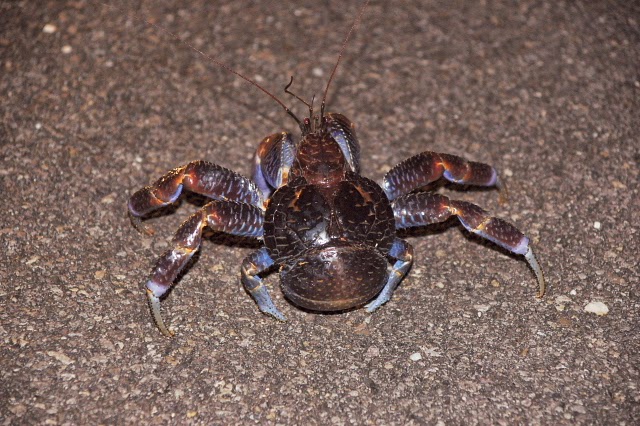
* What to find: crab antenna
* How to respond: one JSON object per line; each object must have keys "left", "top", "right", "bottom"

{"left": 284, "top": 76, "right": 313, "bottom": 109}
{"left": 320, "top": 0, "right": 370, "bottom": 120}
{"left": 99, "top": 2, "right": 306, "bottom": 132}
{"left": 284, "top": 76, "right": 318, "bottom": 132}
{"left": 309, "top": 94, "right": 316, "bottom": 130}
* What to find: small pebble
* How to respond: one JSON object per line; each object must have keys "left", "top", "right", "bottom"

{"left": 584, "top": 301, "right": 609, "bottom": 316}
{"left": 366, "top": 346, "right": 380, "bottom": 357}
{"left": 100, "top": 194, "right": 115, "bottom": 204}
{"left": 312, "top": 67, "right": 324, "bottom": 77}
{"left": 61, "top": 45, "right": 72, "bottom": 54}
{"left": 593, "top": 221, "right": 601, "bottom": 230}
{"left": 410, "top": 352, "right": 422, "bottom": 362}
{"left": 43, "top": 24, "right": 57, "bottom": 34}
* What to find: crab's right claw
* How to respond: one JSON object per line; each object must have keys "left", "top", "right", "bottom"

{"left": 146, "top": 289, "right": 174, "bottom": 337}
{"left": 524, "top": 247, "right": 546, "bottom": 298}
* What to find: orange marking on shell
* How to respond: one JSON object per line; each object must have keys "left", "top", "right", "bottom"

{"left": 354, "top": 184, "right": 374, "bottom": 204}
{"left": 287, "top": 189, "right": 304, "bottom": 212}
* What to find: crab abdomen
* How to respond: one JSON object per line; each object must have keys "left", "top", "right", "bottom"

{"left": 263, "top": 173, "right": 395, "bottom": 311}
{"left": 280, "top": 243, "right": 388, "bottom": 311}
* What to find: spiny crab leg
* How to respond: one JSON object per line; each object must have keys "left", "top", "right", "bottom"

{"left": 392, "top": 192, "right": 547, "bottom": 298}
{"left": 139, "top": 201, "right": 264, "bottom": 336}
{"left": 525, "top": 246, "right": 546, "bottom": 298}
{"left": 147, "top": 289, "right": 174, "bottom": 337}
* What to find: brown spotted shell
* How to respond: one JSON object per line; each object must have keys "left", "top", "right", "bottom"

{"left": 263, "top": 172, "right": 395, "bottom": 311}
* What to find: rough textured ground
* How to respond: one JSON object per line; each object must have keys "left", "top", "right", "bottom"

{"left": 1, "top": 0, "right": 638, "bottom": 424}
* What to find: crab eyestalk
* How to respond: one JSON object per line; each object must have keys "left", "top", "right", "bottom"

{"left": 524, "top": 247, "right": 546, "bottom": 298}
{"left": 146, "top": 289, "right": 174, "bottom": 337}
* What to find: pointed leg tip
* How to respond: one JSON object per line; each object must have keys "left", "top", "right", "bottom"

{"left": 364, "top": 300, "right": 383, "bottom": 313}
{"left": 498, "top": 192, "right": 510, "bottom": 206}
{"left": 265, "top": 308, "right": 287, "bottom": 322}
{"left": 160, "top": 327, "right": 176, "bottom": 337}
{"left": 496, "top": 178, "right": 510, "bottom": 206}
{"left": 524, "top": 246, "right": 546, "bottom": 299}
{"left": 130, "top": 212, "right": 155, "bottom": 236}
{"left": 536, "top": 278, "right": 547, "bottom": 299}
{"left": 146, "top": 289, "right": 174, "bottom": 337}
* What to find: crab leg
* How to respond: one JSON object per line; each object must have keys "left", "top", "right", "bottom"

{"left": 325, "top": 112, "right": 361, "bottom": 174}
{"left": 252, "top": 132, "right": 295, "bottom": 200}
{"left": 241, "top": 248, "right": 286, "bottom": 321}
{"left": 365, "top": 238, "right": 414, "bottom": 312}
{"left": 382, "top": 152, "right": 502, "bottom": 200}
{"left": 392, "top": 192, "right": 545, "bottom": 297}
{"left": 128, "top": 160, "right": 263, "bottom": 235}
{"left": 145, "top": 200, "right": 264, "bottom": 336}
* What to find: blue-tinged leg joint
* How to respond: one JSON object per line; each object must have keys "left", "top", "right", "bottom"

{"left": 241, "top": 248, "right": 286, "bottom": 321}
{"left": 365, "top": 239, "right": 414, "bottom": 313}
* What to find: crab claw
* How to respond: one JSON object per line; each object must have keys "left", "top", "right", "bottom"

{"left": 146, "top": 288, "right": 174, "bottom": 337}
{"left": 524, "top": 246, "right": 546, "bottom": 298}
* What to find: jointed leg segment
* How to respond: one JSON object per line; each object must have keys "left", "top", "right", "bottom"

{"left": 241, "top": 248, "right": 286, "bottom": 321}
{"left": 145, "top": 200, "right": 264, "bottom": 336}
{"left": 129, "top": 160, "right": 263, "bottom": 234}
{"left": 392, "top": 192, "right": 545, "bottom": 297}
{"left": 383, "top": 151, "right": 501, "bottom": 200}
{"left": 252, "top": 133, "right": 295, "bottom": 200}
{"left": 365, "top": 238, "right": 414, "bottom": 312}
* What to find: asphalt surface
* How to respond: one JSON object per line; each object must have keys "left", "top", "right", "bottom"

{"left": 2, "top": 0, "right": 639, "bottom": 424}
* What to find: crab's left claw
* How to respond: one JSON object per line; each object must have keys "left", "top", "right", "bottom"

{"left": 524, "top": 247, "right": 546, "bottom": 298}
{"left": 146, "top": 289, "right": 174, "bottom": 337}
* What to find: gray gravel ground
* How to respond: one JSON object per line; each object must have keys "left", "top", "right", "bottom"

{"left": 2, "top": 0, "right": 639, "bottom": 424}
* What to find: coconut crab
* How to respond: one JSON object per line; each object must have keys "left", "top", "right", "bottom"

{"left": 126, "top": 1, "right": 545, "bottom": 336}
